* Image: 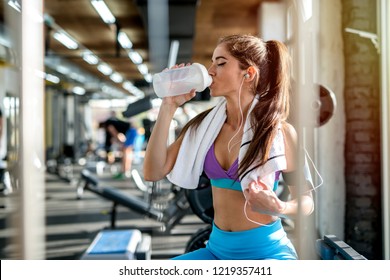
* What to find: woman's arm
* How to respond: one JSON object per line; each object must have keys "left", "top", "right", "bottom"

{"left": 280, "top": 122, "right": 314, "bottom": 217}
{"left": 244, "top": 123, "right": 314, "bottom": 217}
{"left": 143, "top": 90, "right": 195, "bottom": 182}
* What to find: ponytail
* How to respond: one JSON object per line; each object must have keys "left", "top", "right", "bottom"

{"left": 264, "top": 40, "right": 290, "bottom": 121}
{"left": 238, "top": 39, "right": 291, "bottom": 178}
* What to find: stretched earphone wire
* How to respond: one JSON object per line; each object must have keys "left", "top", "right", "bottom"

{"left": 243, "top": 200, "right": 272, "bottom": 227}
{"left": 303, "top": 147, "right": 324, "bottom": 193}
{"left": 227, "top": 77, "right": 245, "bottom": 153}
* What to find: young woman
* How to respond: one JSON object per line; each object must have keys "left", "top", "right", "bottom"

{"left": 144, "top": 34, "right": 314, "bottom": 260}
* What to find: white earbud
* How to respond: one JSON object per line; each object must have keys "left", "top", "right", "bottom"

{"left": 244, "top": 73, "right": 250, "bottom": 79}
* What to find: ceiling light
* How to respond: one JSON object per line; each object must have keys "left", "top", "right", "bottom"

{"left": 131, "top": 88, "right": 145, "bottom": 98}
{"left": 53, "top": 31, "right": 78, "bottom": 50}
{"left": 91, "top": 0, "right": 116, "bottom": 25}
{"left": 97, "top": 63, "right": 113, "bottom": 76}
{"left": 102, "top": 86, "right": 126, "bottom": 99}
{"left": 118, "top": 31, "right": 133, "bottom": 49}
{"left": 8, "top": 0, "right": 21, "bottom": 12}
{"left": 69, "top": 72, "right": 86, "bottom": 83}
{"left": 82, "top": 51, "right": 99, "bottom": 65}
{"left": 110, "top": 72, "right": 123, "bottom": 83}
{"left": 122, "top": 81, "right": 133, "bottom": 91}
{"left": 45, "top": 73, "right": 60, "bottom": 84}
{"left": 128, "top": 51, "right": 143, "bottom": 65}
{"left": 73, "top": 86, "right": 86, "bottom": 95}
{"left": 137, "top": 64, "right": 148, "bottom": 75}
{"left": 122, "top": 81, "right": 144, "bottom": 98}
{"left": 56, "top": 65, "right": 70, "bottom": 75}
{"left": 144, "top": 73, "right": 152, "bottom": 83}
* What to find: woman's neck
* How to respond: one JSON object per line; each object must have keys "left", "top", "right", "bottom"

{"left": 225, "top": 94, "right": 254, "bottom": 129}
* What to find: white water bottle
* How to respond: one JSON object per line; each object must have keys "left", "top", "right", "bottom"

{"left": 152, "top": 63, "right": 212, "bottom": 98}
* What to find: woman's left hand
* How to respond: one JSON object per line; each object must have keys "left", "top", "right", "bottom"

{"left": 244, "top": 179, "right": 286, "bottom": 215}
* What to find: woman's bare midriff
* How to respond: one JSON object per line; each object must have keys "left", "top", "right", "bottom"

{"left": 212, "top": 186, "right": 277, "bottom": 232}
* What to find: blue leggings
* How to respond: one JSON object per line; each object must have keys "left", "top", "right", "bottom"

{"left": 172, "top": 219, "right": 297, "bottom": 260}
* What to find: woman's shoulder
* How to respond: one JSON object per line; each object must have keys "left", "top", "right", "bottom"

{"left": 280, "top": 122, "right": 297, "bottom": 149}
{"left": 281, "top": 122, "right": 297, "bottom": 138}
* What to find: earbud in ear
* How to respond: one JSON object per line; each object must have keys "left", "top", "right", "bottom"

{"left": 244, "top": 73, "right": 250, "bottom": 79}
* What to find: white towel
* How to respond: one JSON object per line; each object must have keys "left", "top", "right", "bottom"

{"left": 239, "top": 98, "right": 287, "bottom": 191}
{"left": 167, "top": 99, "right": 227, "bottom": 189}
{"left": 167, "top": 97, "right": 287, "bottom": 191}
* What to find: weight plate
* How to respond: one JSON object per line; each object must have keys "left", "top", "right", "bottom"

{"left": 317, "top": 84, "right": 337, "bottom": 127}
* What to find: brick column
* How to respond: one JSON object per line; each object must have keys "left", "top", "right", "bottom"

{"left": 342, "top": 0, "right": 382, "bottom": 259}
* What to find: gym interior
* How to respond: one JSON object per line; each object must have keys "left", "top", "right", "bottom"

{"left": 0, "top": 0, "right": 389, "bottom": 260}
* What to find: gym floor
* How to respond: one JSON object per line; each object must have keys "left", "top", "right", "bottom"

{"left": 0, "top": 161, "right": 208, "bottom": 260}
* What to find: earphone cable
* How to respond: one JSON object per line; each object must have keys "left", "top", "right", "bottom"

{"left": 227, "top": 77, "right": 245, "bottom": 153}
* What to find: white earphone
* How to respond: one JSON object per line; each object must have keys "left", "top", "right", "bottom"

{"left": 244, "top": 73, "right": 250, "bottom": 79}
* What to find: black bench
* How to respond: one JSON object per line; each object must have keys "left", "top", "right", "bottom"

{"left": 79, "top": 169, "right": 163, "bottom": 227}
{"left": 78, "top": 169, "right": 189, "bottom": 232}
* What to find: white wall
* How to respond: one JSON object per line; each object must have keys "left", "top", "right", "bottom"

{"left": 317, "top": 0, "right": 346, "bottom": 239}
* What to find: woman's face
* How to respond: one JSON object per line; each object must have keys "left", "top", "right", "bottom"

{"left": 208, "top": 43, "right": 246, "bottom": 98}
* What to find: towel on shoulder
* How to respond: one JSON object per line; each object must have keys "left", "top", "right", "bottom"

{"left": 167, "top": 97, "right": 287, "bottom": 191}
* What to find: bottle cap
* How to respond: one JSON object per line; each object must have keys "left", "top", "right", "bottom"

{"left": 193, "top": 63, "right": 212, "bottom": 90}
{"left": 204, "top": 74, "right": 212, "bottom": 88}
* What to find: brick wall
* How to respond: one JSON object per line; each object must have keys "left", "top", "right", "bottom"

{"left": 342, "top": 0, "right": 382, "bottom": 259}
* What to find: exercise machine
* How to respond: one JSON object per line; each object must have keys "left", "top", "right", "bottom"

{"left": 77, "top": 169, "right": 191, "bottom": 234}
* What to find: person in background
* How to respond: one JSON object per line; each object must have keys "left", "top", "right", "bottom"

{"left": 100, "top": 110, "right": 129, "bottom": 164}
{"left": 142, "top": 118, "right": 154, "bottom": 146}
{"left": 144, "top": 34, "right": 315, "bottom": 260}
{"left": 112, "top": 121, "right": 138, "bottom": 179}
{"left": 133, "top": 127, "right": 145, "bottom": 165}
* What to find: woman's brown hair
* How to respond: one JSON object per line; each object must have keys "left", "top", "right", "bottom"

{"left": 179, "top": 34, "right": 291, "bottom": 178}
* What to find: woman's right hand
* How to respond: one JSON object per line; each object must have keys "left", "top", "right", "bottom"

{"left": 160, "top": 63, "right": 196, "bottom": 108}
{"left": 161, "top": 89, "right": 196, "bottom": 108}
